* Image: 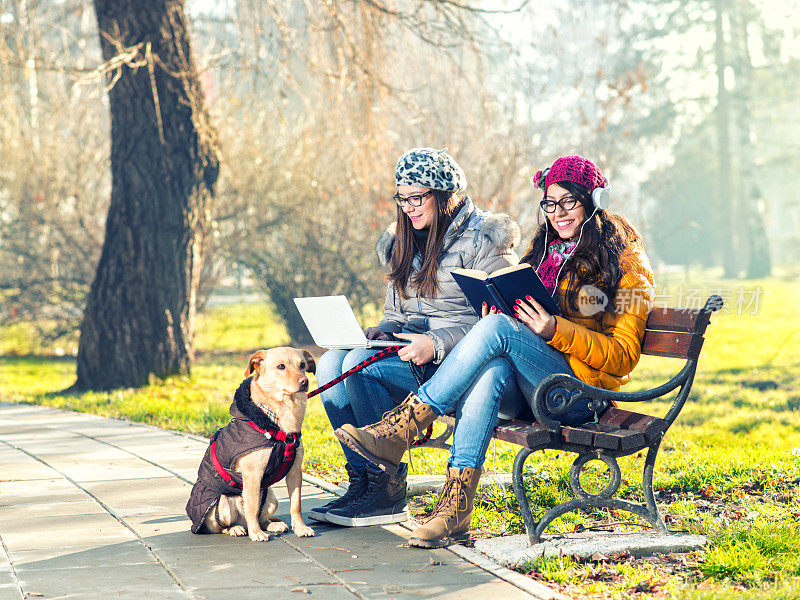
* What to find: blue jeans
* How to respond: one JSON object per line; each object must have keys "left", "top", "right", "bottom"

{"left": 416, "top": 314, "right": 589, "bottom": 469}
{"left": 316, "top": 349, "right": 439, "bottom": 469}
{"left": 318, "top": 315, "right": 589, "bottom": 471}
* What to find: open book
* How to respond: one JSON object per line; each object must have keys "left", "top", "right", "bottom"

{"left": 451, "top": 263, "right": 561, "bottom": 317}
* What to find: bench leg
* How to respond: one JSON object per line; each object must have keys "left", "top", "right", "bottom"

{"left": 511, "top": 448, "right": 541, "bottom": 545}
{"left": 513, "top": 443, "right": 668, "bottom": 546}
{"left": 642, "top": 439, "right": 668, "bottom": 535}
{"left": 512, "top": 447, "right": 573, "bottom": 545}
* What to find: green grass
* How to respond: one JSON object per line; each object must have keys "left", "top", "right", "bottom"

{"left": 1, "top": 273, "right": 799, "bottom": 599}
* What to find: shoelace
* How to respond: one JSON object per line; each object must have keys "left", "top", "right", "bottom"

{"left": 427, "top": 475, "right": 468, "bottom": 524}
{"left": 344, "top": 473, "right": 388, "bottom": 511}
{"left": 370, "top": 404, "right": 409, "bottom": 436}
{"left": 371, "top": 401, "right": 421, "bottom": 471}
{"left": 338, "top": 476, "right": 368, "bottom": 503}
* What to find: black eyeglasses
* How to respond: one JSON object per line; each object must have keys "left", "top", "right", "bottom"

{"left": 540, "top": 196, "right": 579, "bottom": 213}
{"left": 393, "top": 190, "right": 433, "bottom": 207}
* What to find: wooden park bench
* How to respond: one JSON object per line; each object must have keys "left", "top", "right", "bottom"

{"left": 427, "top": 295, "right": 723, "bottom": 544}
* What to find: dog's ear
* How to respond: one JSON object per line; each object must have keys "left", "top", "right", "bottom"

{"left": 245, "top": 350, "right": 268, "bottom": 378}
{"left": 302, "top": 350, "right": 316, "bottom": 374}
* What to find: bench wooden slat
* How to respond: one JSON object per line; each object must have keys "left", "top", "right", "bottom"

{"left": 641, "top": 330, "right": 704, "bottom": 359}
{"left": 592, "top": 429, "right": 628, "bottom": 450}
{"left": 589, "top": 424, "right": 647, "bottom": 451}
{"left": 645, "top": 307, "right": 711, "bottom": 333}
{"left": 494, "top": 420, "right": 552, "bottom": 447}
{"left": 560, "top": 423, "right": 647, "bottom": 451}
{"left": 598, "top": 408, "right": 666, "bottom": 442}
{"left": 618, "top": 430, "right": 648, "bottom": 451}
{"left": 561, "top": 426, "right": 595, "bottom": 446}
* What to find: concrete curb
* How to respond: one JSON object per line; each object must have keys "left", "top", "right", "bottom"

{"left": 475, "top": 531, "right": 709, "bottom": 568}
{"left": 449, "top": 544, "right": 571, "bottom": 600}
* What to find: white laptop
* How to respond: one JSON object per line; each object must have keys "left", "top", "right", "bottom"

{"left": 293, "top": 295, "right": 410, "bottom": 350}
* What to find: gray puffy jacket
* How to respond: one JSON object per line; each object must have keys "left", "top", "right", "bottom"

{"left": 376, "top": 197, "right": 520, "bottom": 363}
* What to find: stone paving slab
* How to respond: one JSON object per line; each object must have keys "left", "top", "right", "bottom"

{"left": 0, "top": 500, "right": 106, "bottom": 521}
{"left": 192, "top": 585, "right": 356, "bottom": 600}
{"left": 0, "top": 402, "right": 544, "bottom": 600}
{"left": 0, "top": 457, "right": 58, "bottom": 482}
{"left": 17, "top": 563, "right": 182, "bottom": 595}
{"left": 10, "top": 541, "right": 156, "bottom": 571}
{"left": 0, "top": 479, "right": 87, "bottom": 506}
{"left": 157, "top": 540, "right": 340, "bottom": 588}
{"left": 0, "top": 512, "right": 138, "bottom": 551}
{"left": 82, "top": 477, "right": 193, "bottom": 516}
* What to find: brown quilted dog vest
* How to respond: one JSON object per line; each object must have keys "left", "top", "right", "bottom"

{"left": 185, "top": 378, "right": 300, "bottom": 533}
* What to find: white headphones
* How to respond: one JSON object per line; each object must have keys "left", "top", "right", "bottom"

{"left": 591, "top": 185, "right": 611, "bottom": 211}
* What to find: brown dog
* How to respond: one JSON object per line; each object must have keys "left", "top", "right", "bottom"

{"left": 186, "top": 347, "right": 316, "bottom": 541}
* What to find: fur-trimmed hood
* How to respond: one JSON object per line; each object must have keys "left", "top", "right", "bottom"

{"left": 375, "top": 197, "right": 521, "bottom": 266}
{"left": 229, "top": 377, "right": 279, "bottom": 431}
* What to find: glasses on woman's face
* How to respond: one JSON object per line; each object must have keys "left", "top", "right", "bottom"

{"left": 540, "top": 196, "right": 579, "bottom": 213}
{"left": 393, "top": 190, "right": 433, "bottom": 207}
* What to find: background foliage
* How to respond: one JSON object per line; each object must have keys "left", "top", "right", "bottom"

{"left": 2, "top": 0, "right": 798, "bottom": 347}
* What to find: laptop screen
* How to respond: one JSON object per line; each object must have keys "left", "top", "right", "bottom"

{"left": 293, "top": 296, "right": 371, "bottom": 348}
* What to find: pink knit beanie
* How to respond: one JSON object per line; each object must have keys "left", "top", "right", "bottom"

{"left": 533, "top": 156, "right": 607, "bottom": 193}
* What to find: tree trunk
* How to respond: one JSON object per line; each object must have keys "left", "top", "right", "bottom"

{"left": 76, "top": 0, "right": 219, "bottom": 390}
{"left": 745, "top": 192, "right": 772, "bottom": 278}
{"left": 714, "top": 0, "right": 739, "bottom": 278}
{"left": 731, "top": 5, "right": 772, "bottom": 279}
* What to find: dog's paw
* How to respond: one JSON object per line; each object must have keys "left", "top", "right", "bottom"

{"left": 293, "top": 523, "right": 315, "bottom": 538}
{"left": 226, "top": 525, "right": 246, "bottom": 537}
{"left": 267, "top": 520, "right": 289, "bottom": 534}
{"left": 249, "top": 529, "right": 271, "bottom": 542}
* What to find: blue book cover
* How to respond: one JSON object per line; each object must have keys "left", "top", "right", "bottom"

{"left": 451, "top": 270, "right": 510, "bottom": 315}
{"left": 452, "top": 264, "right": 561, "bottom": 318}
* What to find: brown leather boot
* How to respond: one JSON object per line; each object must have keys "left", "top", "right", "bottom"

{"left": 334, "top": 392, "right": 437, "bottom": 474}
{"left": 408, "top": 466, "right": 482, "bottom": 549}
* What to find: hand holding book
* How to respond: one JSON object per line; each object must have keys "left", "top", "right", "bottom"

{"left": 512, "top": 296, "right": 557, "bottom": 340}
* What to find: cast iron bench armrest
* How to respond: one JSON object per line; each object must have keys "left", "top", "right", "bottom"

{"left": 531, "top": 358, "right": 698, "bottom": 433}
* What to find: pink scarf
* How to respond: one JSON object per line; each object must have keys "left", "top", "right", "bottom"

{"left": 536, "top": 239, "right": 577, "bottom": 294}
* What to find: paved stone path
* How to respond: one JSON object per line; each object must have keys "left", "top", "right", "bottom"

{"left": 0, "top": 403, "right": 560, "bottom": 600}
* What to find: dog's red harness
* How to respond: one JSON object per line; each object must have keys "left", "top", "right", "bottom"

{"left": 209, "top": 421, "right": 300, "bottom": 490}
{"left": 306, "top": 345, "right": 433, "bottom": 447}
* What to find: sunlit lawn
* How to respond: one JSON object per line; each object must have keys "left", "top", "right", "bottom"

{"left": 1, "top": 273, "right": 799, "bottom": 600}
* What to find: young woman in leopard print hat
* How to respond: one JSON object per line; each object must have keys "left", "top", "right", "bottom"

{"left": 313, "top": 147, "right": 521, "bottom": 528}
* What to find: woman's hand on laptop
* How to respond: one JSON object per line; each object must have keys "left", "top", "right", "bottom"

{"left": 364, "top": 327, "right": 391, "bottom": 341}
{"left": 394, "top": 333, "right": 435, "bottom": 365}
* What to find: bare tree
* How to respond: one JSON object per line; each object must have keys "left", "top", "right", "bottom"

{"left": 75, "top": 0, "right": 220, "bottom": 389}
{"left": 194, "top": 0, "right": 531, "bottom": 341}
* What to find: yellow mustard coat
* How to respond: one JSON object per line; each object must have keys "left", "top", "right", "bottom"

{"left": 546, "top": 243, "right": 655, "bottom": 391}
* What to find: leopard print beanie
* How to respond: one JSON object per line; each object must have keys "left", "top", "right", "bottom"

{"left": 394, "top": 147, "right": 467, "bottom": 193}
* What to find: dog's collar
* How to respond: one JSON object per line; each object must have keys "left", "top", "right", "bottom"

{"left": 255, "top": 403, "right": 281, "bottom": 428}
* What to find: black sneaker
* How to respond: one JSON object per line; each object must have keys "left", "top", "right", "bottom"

{"left": 325, "top": 463, "right": 410, "bottom": 526}
{"left": 307, "top": 464, "right": 368, "bottom": 522}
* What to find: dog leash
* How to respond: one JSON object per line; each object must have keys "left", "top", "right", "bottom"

{"left": 307, "top": 345, "right": 433, "bottom": 447}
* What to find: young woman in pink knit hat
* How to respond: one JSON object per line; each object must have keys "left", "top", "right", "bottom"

{"left": 335, "top": 155, "right": 655, "bottom": 549}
